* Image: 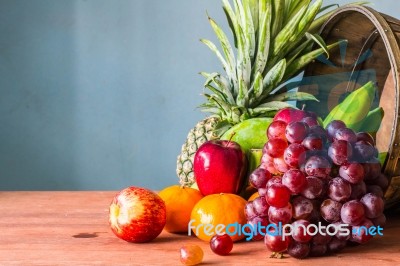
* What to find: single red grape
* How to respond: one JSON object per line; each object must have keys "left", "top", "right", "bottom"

{"left": 288, "top": 241, "right": 310, "bottom": 259}
{"left": 210, "top": 234, "right": 233, "bottom": 256}
{"left": 252, "top": 196, "right": 270, "bottom": 217}
{"left": 284, "top": 143, "right": 307, "bottom": 168}
{"left": 263, "top": 138, "right": 288, "bottom": 158}
{"left": 282, "top": 169, "right": 307, "bottom": 194}
{"left": 339, "top": 162, "right": 364, "bottom": 184}
{"left": 334, "top": 127, "right": 357, "bottom": 143}
{"left": 328, "top": 140, "right": 353, "bottom": 165}
{"left": 351, "top": 219, "right": 374, "bottom": 244}
{"left": 320, "top": 199, "right": 342, "bottom": 223}
{"left": 264, "top": 230, "right": 291, "bottom": 253}
{"left": 326, "top": 120, "right": 346, "bottom": 141}
{"left": 304, "top": 155, "right": 332, "bottom": 179}
{"left": 267, "top": 120, "right": 287, "bottom": 140}
{"left": 341, "top": 200, "right": 365, "bottom": 226}
{"left": 268, "top": 203, "right": 293, "bottom": 224}
{"left": 286, "top": 121, "right": 309, "bottom": 143}
{"left": 292, "top": 196, "right": 313, "bottom": 220}
{"left": 328, "top": 177, "right": 351, "bottom": 202}
{"left": 360, "top": 193, "right": 384, "bottom": 218}
{"left": 302, "top": 134, "right": 324, "bottom": 150}
{"left": 249, "top": 167, "right": 271, "bottom": 189}
{"left": 301, "top": 176, "right": 323, "bottom": 199}
{"left": 266, "top": 183, "right": 291, "bottom": 208}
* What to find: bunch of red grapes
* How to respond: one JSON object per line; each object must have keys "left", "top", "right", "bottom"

{"left": 245, "top": 110, "right": 388, "bottom": 259}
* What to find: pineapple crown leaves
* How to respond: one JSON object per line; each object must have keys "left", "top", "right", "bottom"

{"left": 199, "top": 0, "right": 367, "bottom": 131}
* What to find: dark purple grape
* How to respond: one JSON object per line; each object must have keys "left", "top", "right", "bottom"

{"left": 326, "top": 120, "right": 346, "bottom": 141}
{"left": 356, "top": 132, "right": 375, "bottom": 145}
{"left": 292, "top": 196, "right": 314, "bottom": 220}
{"left": 309, "top": 244, "right": 327, "bottom": 257}
{"left": 284, "top": 143, "right": 307, "bottom": 168}
{"left": 366, "top": 185, "right": 384, "bottom": 198}
{"left": 341, "top": 200, "right": 365, "bottom": 226}
{"left": 305, "top": 155, "right": 331, "bottom": 179}
{"left": 309, "top": 125, "right": 328, "bottom": 142}
{"left": 350, "top": 181, "right": 367, "bottom": 200}
{"left": 351, "top": 219, "right": 374, "bottom": 244}
{"left": 252, "top": 196, "right": 270, "bottom": 217}
{"left": 286, "top": 121, "right": 309, "bottom": 143}
{"left": 301, "top": 176, "right": 323, "bottom": 199}
{"left": 353, "top": 140, "right": 376, "bottom": 162}
{"left": 328, "top": 237, "right": 347, "bottom": 253}
{"left": 302, "top": 116, "right": 319, "bottom": 127}
{"left": 249, "top": 168, "right": 272, "bottom": 189}
{"left": 334, "top": 127, "right": 357, "bottom": 143}
{"left": 339, "top": 162, "right": 364, "bottom": 184}
{"left": 282, "top": 169, "right": 307, "bottom": 194}
{"left": 328, "top": 140, "right": 353, "bottom": 165}
{"left": 375, "top": 173, "right": 389, "bottom": 191}
{"left": 244, "top": 201, "right": 257, "bottom": 219}
{"left": 360, "top": 193, "right": 384, "bottom": 218}
{"left": 328, "top": 177, "right": 352, "bottom": 202}
{"left": 302, "top": 134, "right": 324, "bottom": 150}
{"left": 365, "top": 158, "right": 381, "bottom": 181}
{"left": 312, "top": 232, "right": 332, "bottom": 245}
{"left": 288, "top": 241, "right": 310, "bottom": 259}
{"left": 371, "top": 214, "right": 386, "bottom": 227}
{"left": 268, "top": 203, "right": 293, "bottom": 224}
{"left": 320, "top": 199, "right": 342, "bottom": 222}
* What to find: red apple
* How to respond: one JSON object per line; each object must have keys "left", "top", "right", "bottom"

{"left": 273, "top": 107, "right": 308, "bottom": 124}
{"left": 194, "top": 140, "right": 247, "bottom": 195}
{"left": 109, "top": 186, "right": 166, "bottom": 243}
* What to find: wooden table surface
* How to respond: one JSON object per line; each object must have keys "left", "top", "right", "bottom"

{"left": 0, "top": 191, "right": 399, "bottom": 266}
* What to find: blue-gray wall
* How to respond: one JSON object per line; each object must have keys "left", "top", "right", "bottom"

{"left": 0, "top": 0, "right": 398, "bottom": 190}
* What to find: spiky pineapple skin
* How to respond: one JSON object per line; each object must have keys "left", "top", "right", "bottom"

{"left": 176, "top": 117, "right": 219, "bottom": 187}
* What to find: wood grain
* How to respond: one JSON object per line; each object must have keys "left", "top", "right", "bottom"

{"left": 0, "top": 191, "right": 399, "bottom": 266}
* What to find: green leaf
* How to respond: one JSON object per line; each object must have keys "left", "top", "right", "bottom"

{"left": 306, "top": 32, "right": 329, "bottom": 58}
{"left": 214, "top": 120, "right": 233, "bottom": 137}
{"left": 222, "top": 0, "right": 238, "bottom": 47}
{"left": 272, "top": 5, "right": 307, "bottom": 57}
{"left": 254, "top": 101, "right": 295, "bottom": 110}
{"left": 271, "top": 0, "right": 285, "bottom": 38}
{"left": 286, "top": 39, "right": 313, "bottom": 65}
{"left": 252, "top": 3, "right": 271, "bottom": 80}
{"left": 267, "top": 91, "right": 319, "bottom": 102}
{"left": 284, "top": 40, "right": 343, "bottom": 80}
{"left": 200, "top": 39, "right": 229, "bottom": 73}
{"left": 208, "top": 17, "right": 236, "bottom": 77}
{"left": 261, "top": 59, "right": 287, "bottom": 97}
{"left": 318, "top": 4, "right": 339, "bottom": 14}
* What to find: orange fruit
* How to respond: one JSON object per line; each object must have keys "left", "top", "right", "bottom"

{"left": 248, "top": 191, "right": 260, "bottom": 201}
{"left": 190, "top": 193, "right": 247, "bottom": 242}
{"left": 158, "top": 185, "right": 203, "bottom": 233}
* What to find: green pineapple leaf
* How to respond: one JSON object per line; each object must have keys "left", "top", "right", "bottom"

{"left": 267, "top": 91, "right": 320, "bottom": 102}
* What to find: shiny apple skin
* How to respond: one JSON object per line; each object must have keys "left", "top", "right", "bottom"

{"left": 193, "top": 140, "right": 247, "bottom": 196}
{"left": 109, "top": 186, "right": 166, "bottom": 243}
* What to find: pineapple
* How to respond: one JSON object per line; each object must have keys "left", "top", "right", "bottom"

{"left": 177, "top": 117, "right": 220, "bottom": 186}
{"left": 177, "top": 0, "right": 344, "bottom": 186}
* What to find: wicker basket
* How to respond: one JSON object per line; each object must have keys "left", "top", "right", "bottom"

{"left": 299, "top": 5, "right": 400, "bottom": 208}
